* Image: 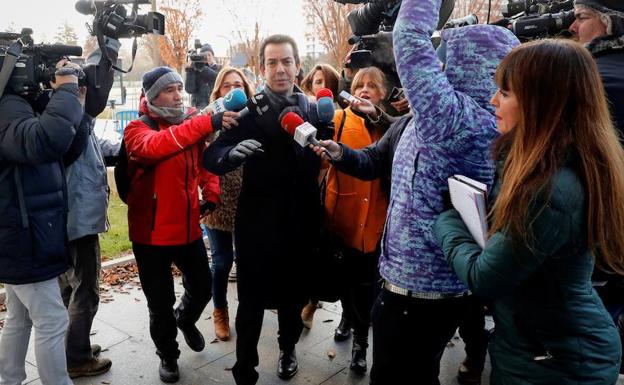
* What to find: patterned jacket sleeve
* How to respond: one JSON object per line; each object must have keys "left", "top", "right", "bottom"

{"left": 393, "top": 0, "right": 461, "bottom": 142}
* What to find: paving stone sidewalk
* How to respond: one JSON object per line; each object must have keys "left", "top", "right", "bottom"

{"left": 1, "top": 272, "right": 498, "bottom": 385}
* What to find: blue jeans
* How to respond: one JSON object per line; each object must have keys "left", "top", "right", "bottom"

{"left": 207, "top": 228, "right": 235, "bottom": 309}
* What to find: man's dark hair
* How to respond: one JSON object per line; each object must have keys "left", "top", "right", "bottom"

{"left": 259, "top": 34, "right": 300, "bottom": 69}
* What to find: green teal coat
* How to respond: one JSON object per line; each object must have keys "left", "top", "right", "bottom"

{"left": 434, "top": 164, "right": 621, "bottom": 385}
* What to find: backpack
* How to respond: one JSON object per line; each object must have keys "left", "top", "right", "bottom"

{"left": 114, "top": 115, "right": 158, "bottom": 203}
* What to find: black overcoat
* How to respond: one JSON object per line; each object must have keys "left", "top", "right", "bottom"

{"left": 203, "top": 89, "right": 333, "bottom": 308}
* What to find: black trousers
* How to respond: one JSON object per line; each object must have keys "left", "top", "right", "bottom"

{"left": 370, "top": 289, "right": 470, "bottom": 385}
{"left": 232, "top": 301, "right": 304, "bottom": 385}
{"left": 338, "top": 250, "right": 379, "bottom": 346}
{"left": 133, "top": 239, "right": 212, "bottom": 360}
{"left": 458, "top": 295, "right": 489, "bottom": 369}
{"left": 59, "top": 234, "right": 101, "bottom": 366}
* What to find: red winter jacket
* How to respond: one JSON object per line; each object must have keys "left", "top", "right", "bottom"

{"left": 124, "top": 98, "right": 219, "bottom": 246}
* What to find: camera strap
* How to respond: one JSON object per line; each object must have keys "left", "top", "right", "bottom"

{"left": 94, "top": 26, "right": 138, "bottom": 74}
{"left": 0, "top": 41, "right": 23, "bottom": 98}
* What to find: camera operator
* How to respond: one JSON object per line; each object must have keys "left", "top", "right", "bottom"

{"left": 185, "top": 43, "right": 223, "bottom": 110}
{"left": 57, "top": 36, "right": 121, "bottom": 380}
{"left": 0, "top": 58, "right": 90, "bottom": 385}
{"left": 569, "top": 0, "right": 623, "bottom": 134}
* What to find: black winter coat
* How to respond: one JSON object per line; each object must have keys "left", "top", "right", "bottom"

{"left": 184, "top": 63, "right": 222, "bottom": 110}
{"left": 335, "top": 115, "right": 412, "bottom": 183}
{"left": 0, "top": 84, "right": 86, "bottom": 284}
{"left": 596, "top": 48, "right": 624, "bottom": 136}
{"left": 203, "top": 89, "right": 333, "bottom": 308}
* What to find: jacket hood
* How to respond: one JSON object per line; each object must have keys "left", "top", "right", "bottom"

{"left": 440, "top": 25, "right": 520, "bottom": 114}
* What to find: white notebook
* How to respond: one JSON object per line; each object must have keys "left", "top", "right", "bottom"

{"left": 447, "top": 175, "right": 489, "bottom": 249}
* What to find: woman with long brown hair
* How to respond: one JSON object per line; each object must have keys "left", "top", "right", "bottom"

{"left": 435, "top": 39, "right": 624, "bottom": 384}
{"left": 202, "top": 67, "right": 254, "bottom": 342}
{"left": 300, "top": 63, "right": 340, "bottom": 101}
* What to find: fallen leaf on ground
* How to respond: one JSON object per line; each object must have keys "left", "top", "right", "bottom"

{"left": 327, "top": 349, "right": 337, "bottom": 359}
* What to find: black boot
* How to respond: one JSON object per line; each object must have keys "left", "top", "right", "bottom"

{"left": 457, "top": 358, "right": 484, "bottom": 385}
{"left": 350, "top": 340, "right": 367, "bottom": 373}
{"left": 334, "top": 316, "right": 352, "bottom": 342}
{"left": 175, "top": 309, "right": 205, "bottom": 352}
{"left": 277, "top": 349, "right": 298, "bottom": 379}
{"left": 159, "top": 358, "right": 179, "bottom": 383}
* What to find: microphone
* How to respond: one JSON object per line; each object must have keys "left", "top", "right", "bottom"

{"left": 40, "top": 44, "right": 83, "bottom": 57}
{"left": 281, "top": 111, "right": 325, "bottom": 146}
{"left": 202, "top": 88, "right": 247, "bottom": 114}
{"left": 75, "top": 0, "right": 95, "bottom": 15}
{"left": 281, "top": 112, "right": 335, "bottom": 160}
{"left": 315, "top": 88, "right": 335, "bottom": 123}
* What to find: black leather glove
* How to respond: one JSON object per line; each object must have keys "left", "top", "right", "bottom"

{"left": 211, "top": 112, "right": 224, "bottom": 132}
{"left": 200, "top": 200, "right": 217, "bottom": 216}
{"left": 227, "top": 139, "right": 263, "bottom": 166}
{"left": 246, "top": 93, "right": 279, "bottom": 128}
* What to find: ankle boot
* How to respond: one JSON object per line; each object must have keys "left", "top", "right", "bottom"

{"left": 159, "top": 357, "right": 179, "bottom": 383}
{"left": 213, "top": 307, "right": 231, "bottom": 341}
{"left": 334, "top": 316, "right": 352, "bottom": 342}
{"left": 350, "top": 340, "right": 367, "bottom": 373}
{"left": 301, "top": 301, "right": 317, "bottom": 329}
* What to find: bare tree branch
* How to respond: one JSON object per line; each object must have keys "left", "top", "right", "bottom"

{"left": 303, "top": 0, "right": 358, "bottom": 68}
{"left": 157, "top": 0, "right": 203, "bottom": 72}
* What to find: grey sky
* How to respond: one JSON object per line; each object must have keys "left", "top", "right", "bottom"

{"left": 0, "top": 0, "right": 307, "bottom": 56}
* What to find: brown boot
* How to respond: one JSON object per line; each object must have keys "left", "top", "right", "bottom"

{"left": 301, "top": 301, "right": 318, "bottom": 329}
{"left": 213, "top": 307, "right": 231, "bottom": 341}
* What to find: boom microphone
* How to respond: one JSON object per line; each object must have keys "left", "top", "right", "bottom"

{"left": 40, "top": 44, "right": 83, "bottom": 57}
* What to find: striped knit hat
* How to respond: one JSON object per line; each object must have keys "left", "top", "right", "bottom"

{"left": 142, "top": 66, "right": 183, "bottom": 102}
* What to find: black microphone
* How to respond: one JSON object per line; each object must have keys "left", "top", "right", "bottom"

{"left": 75, "top": 0, "right": 95, "bottom": 15}
{"left": 40, "top": 44, "right": 83, "bottom": 57}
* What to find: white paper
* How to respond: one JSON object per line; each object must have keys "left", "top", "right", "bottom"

{"left": 448, "top": 175, "right": 489, "bottom": 249}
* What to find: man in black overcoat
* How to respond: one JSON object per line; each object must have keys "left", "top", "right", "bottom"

{"left": 203, "top": 34, "right": 333, "bottom": 385}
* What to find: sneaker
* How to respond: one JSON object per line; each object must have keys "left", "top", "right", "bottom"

{"left": 159, "top": 358, "right": 179, "bottom": 383}
{"left": 68, "top": 357, "right": 112, "bottom": 379}
{"left": 228, "top": 263, "right": 237, "bottom": 282}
